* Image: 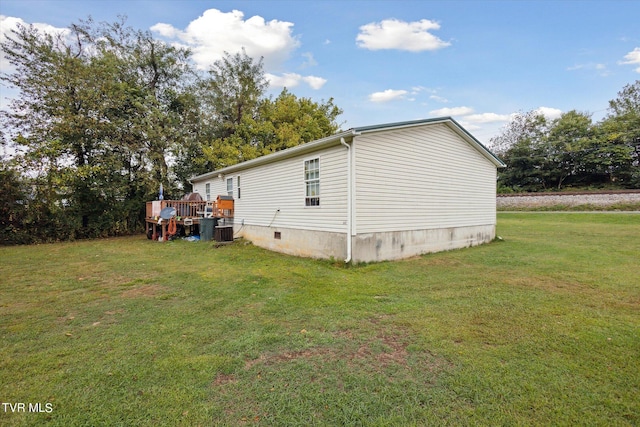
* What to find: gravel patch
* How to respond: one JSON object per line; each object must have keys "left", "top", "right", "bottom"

{"left": 497, "top": 192, "right": 640, "bottom": 209}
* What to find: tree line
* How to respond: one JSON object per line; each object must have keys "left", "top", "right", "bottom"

{"left": 491, "top": 80, "right": 640, "bottom": 193}
{"left": 0, "top": 18, "right": 342, "bottom": 244}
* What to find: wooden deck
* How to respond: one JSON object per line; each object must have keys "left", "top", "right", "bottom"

{"left": 145, "top": 198, "right": 234, "bottom": 241}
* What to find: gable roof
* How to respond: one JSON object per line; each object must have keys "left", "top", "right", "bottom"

{"left": 354, "top": 117, "right": 505, "bottom": 167}
{"left": 190, "top": 117, "right": 505, "bottom": 183}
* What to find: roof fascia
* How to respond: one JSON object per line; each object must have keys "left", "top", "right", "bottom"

{"left": 354, "top": 117, "right": 451, "bottom": 134}
{"left": 190, "top": 117, "right": 505, "bottom": 183}
{"left": 356, "top": 117, "right": 505, "bottom": 168}
{"left": 190, "top": 129, "right": 357, "bottom": 183}
{"left": 443, "top": 118, "right": 506, "bottom": 167}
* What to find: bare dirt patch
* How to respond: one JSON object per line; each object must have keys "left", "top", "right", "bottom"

{"left": 244, "top": 348, "right": 338, "bottom": 370}
{"left": 212, "top": 373, "right": 237, "bottom": 386}
{"left": 120, "top": 284, "right": 167, "bottom": 298}
{"left": 376, "top": 333, "right": 409, "bottom": 367}
{"left": 243, "top": 325, "right": 442, "bottom": 376}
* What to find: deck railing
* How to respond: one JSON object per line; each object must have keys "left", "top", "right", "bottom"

{"left": 146, "top": 200, "right": 233, "bottom": 219}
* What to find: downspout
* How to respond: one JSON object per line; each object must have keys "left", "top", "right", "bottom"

{"left": 340, "top": 137, "right": 352, "bottom": 263}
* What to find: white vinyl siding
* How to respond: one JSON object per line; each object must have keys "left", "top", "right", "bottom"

{"left": 354, "top": 124, "right": 497, "bottom": 233}
{"left": 203, "top": 144, "right": 347, "bottom": 233}
{"left": 192, "top": 122, "right": 498, "bottom": 239}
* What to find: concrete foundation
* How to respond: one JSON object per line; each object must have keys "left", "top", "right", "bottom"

{"left": 237, "top": 224, "right": 347, "bottom": 260}
{"left": 237, "top": 223, "right": 495, "bottom": 263}
{"left": 352, "top": 224, "right": 496, "bottom": 263}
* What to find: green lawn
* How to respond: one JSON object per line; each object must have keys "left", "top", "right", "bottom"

{"left": 1, "top": 213, "right": 639, "bottom": 426}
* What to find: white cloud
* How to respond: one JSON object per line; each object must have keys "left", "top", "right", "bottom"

{"left": 149, "top": 22, "right": 179, "bottom": 38}
{"left": 1, "top": 15, "right": 69, "bottom": 39}
{"left": 429, "top": 106, "right": 474, "bottom": 116}
{"left": 150, "top": 9, "right": 300, "bottom": 70}
{"left": 410, "top": 85, "right": 440, "bottom": 95}
{"left": 368, "top": 89, "right": 409, "bottom": 102}
{"left": 429, "top": 94, "right": 449, "bottom": 103}
{"left": 457, "top": 121, "right": 482, "bottom": 131}
{"left": 302, "top": 75, "right": 327, "bottom": 89}
{"left": 266, "top": 72, "right": 327, "bottom": 90}
{"left": 1, "top": 15, "right": 70, "bottom": 72}
{"left": 567, "top": 62, "right": 609, "bottom": 76}
{"left": 356, "top": 18, "right": 450, "bottom": 52}
{"left": 535, "top": 106, "right": 563, "bottom": 120}
{"left": 265, "top": 73, "right": 300, "bottom": 88}
{"left": 619, "top": 47, "right": 640, "bottom": 73}
{"left": 300, "top": 52, "right": 317, "bottom": 68}
{"left": 463, "top": 113, "right": 511, "bottom": 124}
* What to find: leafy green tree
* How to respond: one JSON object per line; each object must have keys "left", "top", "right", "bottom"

{"left": 492, "top": 82, "right": 640, "bottom": 192}
{"left": 0, "top": 160, "right": 29, "bottom": 244}
{"left": 189, "top": 52, "right": 343, "bottom": 177}
{"left": 196, "top": 88, "right": 343, "bottom": 172}
{"left": 491, "top": 110, "right": 549, "bottom": 191}
{"left": 255, "top": 88, "right": 343, "bottom": 154}
{"left": 2, "top": 20, "right": 106, "bottom": 237}
{"left": 599, "top": 80, "right": 640, "bottom": 187}
{"left": 608, "top": 80, "right": 640, "bottom": 117}
{"left": 1, "top": 17, "right": 194, "bottom": 240}
{"left": 84, "top": 18, "right": 196, "bottom": 198}
{"left": 202, "top": 49, "right": 268, "bottom": 139}
{"left": 1, "top": 16, "right": 345, "bottom": 243}
{"left": 543, "top": 110, "right": 594, "bottom": 189}
{"left": 178, "top": 50, "right": 269, "bottom": 175}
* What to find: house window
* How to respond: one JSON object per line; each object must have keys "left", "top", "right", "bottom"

{"left": 205, "top": 183, "right": 211, "bottom": 201}
{"left": 237, "top": 176, "right": 241, "bottom": 199}
{"left": 304, "top": 158, "right": 320, "bottom": 206}
{"left": 226, "top": 177, "right": 233, "bottom": 198}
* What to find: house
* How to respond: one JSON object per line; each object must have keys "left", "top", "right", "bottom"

{"left": 190, "top": 117, "right": 506, "bottom": 263}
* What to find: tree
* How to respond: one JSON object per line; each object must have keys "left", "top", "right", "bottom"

{"left": 490, "top": 110, "right": 548, "bottom": 157}
{"left": 608, "top": 80, "right": 640, "bottom": 117}
{"left": 0, "top": 160, "right": 30, "bottom": 244}
{"left": 84, "top": 18, "right": 196, "bottom": 197}
{"left": 190, "top": 50, "right": 269, "bottom": 172}
{"left": 0, "top": 17, "right": 195, "bottom": 240}
{"left": 491, "top": 85, "right": 640, "bottom": 192}
{"left": 544, "top": 110, "right": 593, "bottom": 189}
{"left": 601, "top": 80, "right": 640, "bottom": 187}
{"left": 1, "top": 19, "right": 110, "bottom": 238}
{"left": 1, "top": 17, "right": 345, "bottom": 243}
{"left": 256, "top": 88, "right": 343, "bottom": 154}
{"left": 491, "top": 110, "right": 549, "bottom": 191}
{"left": 185, "top": 52, "right": 344, "bottom": 179}
{"left": 201, "top": 50, "right": 268, "bottom": 138}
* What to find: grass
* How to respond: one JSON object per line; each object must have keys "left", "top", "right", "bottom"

{"left": 1, "top": 213, "right": 639, "bottom": 426}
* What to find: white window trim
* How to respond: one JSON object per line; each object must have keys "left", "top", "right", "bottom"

{"left": 304, "top": 157, "right": 320, "bottom": 207}
{"left": 226, "top": 177, "right": 233, "bottom": 198}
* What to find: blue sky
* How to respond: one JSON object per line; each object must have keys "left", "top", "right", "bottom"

{"left": 1, "top": 0, "right": 639, "bottom": 145}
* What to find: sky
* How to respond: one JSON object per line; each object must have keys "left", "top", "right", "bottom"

{"left": 1, "top": 0, "right": 639, "bottom": 145}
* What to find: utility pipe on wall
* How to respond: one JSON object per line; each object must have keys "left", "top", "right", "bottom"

{"left": 340, "top": 137, "right": 352, "bottom": 263}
